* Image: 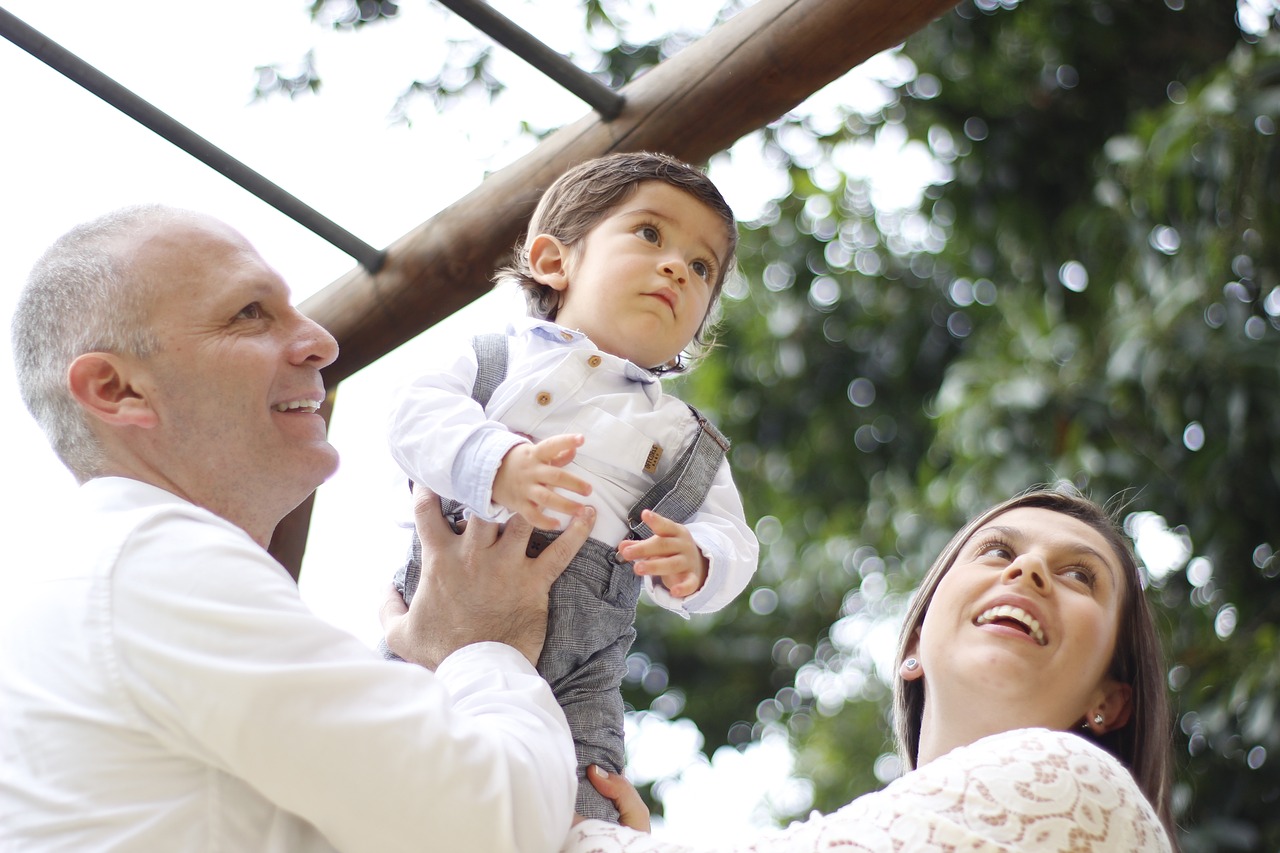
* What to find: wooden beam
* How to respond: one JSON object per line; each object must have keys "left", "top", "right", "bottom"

{"left": 301, "top": 0, "right": 960, "bottom": 385}
{"left": 274, "top": 0, "right": 960, "bottom": 573}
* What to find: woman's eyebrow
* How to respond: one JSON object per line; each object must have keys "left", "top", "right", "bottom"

{"left": 974, "top": 524, "right": 1118, "bottom": 584}
{"left": 972, "top": 524, "right": 1016, "bottom": 543}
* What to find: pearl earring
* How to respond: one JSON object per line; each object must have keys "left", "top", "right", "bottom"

{"left": 1093, "top": 713, "right": 1104, "bottom": 726}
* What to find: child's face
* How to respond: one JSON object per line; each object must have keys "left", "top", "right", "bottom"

{"left": 540, "top": 181, "right": 731, "bottom": 368}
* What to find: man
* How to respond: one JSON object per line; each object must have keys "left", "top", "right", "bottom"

{"left": 0, "top": 205, "right": 593, "bottom": 852}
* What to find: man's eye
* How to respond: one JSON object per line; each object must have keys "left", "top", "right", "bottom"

{"left": 236, "top": 303, "right": 263, "bottom": 320}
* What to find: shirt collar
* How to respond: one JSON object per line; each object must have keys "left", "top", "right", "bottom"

{"left": 516, "top": 317, "right": 661, "bottom": 386}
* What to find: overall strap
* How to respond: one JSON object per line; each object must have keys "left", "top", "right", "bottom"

{"left": 626, "top": 406, "right": 729, "bottom": 540}
{"left": 469, "top": 332, "right": 509, "bottom": 405}
{"left": 440, "top": 333, "right": 509, "bottom": 524}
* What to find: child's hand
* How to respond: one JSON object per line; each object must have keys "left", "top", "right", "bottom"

{"left": 616, "top": 509, "right": 708, "bottom": 599}
{"left": 493, "top": 433, "right": 592, "bottom": 530}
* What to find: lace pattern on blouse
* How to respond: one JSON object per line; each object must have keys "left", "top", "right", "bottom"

{"left": 561, "top": 728, "right": 1171, "bottom": 852}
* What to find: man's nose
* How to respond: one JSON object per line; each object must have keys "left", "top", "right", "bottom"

{"left": 289, "top": 312, "right": 339, "bottom": 369}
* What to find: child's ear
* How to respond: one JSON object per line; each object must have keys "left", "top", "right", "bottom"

{"left": 528, "top": 234, "right": 570, "bottom": 292}
{"left": 68, "top": 352, "right": 159, "bottom": 430}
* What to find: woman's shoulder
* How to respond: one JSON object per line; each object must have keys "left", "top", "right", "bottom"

{"left": 953, "top": 725, "right": 1127, "bottom": 768}
{"left": 871, "top": 727, "right": 1171, "bottom": 851}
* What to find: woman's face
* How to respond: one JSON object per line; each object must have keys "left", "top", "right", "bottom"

{"left": 910, "top": 506, "right": 1131, "bottom": 731}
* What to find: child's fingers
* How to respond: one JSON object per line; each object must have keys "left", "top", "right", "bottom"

{"left": 539, "top": 466, "right": 592, "bottom": 498}
{"left": 520, "top": 505, "right": 563, "bottom": 530}
{"left": 530, "top": 487, "right": 588, "bottom": 522}
{"left": 616, "top": 536, "right": 679, "bottom": 562}
{"left": 533, "top": 433, "right": 585, "bottom": 466}
{"left": 662, "top": 574, "right": 700, "bottom": 598}
{"left": 630, "top": 555, "right": 690, "bottom": 577}
{"left": 639, "top": 508, "right": 680, "bottom": 533}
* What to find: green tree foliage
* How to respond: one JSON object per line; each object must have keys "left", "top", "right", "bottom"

{"left": 670, "top": 2, "right": 1280, "bottom": 848}
{"left": 283, "top": 1, "right": 1280, "bottom": 847}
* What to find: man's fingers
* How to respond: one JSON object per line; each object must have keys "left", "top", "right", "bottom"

{"left": 460, "top": 514, "right": 503, "bottom": 547}
{"left": 411, "top": 487, "right": 454, "bottom": 545}
{"left": 496, "top": 509, "right": 535, "bottom": 550}
{"left": 378, "top": 582, "right": 409, "bottom": 631}
{"left": 532, "top": 506, "right": 594, "bottom": 582}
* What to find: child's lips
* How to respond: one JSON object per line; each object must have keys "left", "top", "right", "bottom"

{"left": 648, "top": 288, "right": 677, "bottom": 313}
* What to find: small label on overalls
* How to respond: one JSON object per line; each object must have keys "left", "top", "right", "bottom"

{"left": 643, "top": 443, "right": 663, "bottom": 473}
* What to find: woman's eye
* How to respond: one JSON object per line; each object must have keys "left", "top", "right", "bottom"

{"left": 236, "top": 303, "right": 264, "bottom": 320}
{"left": 981, "top": 544, "right": 1013, "bottom": 560}
{"left": 1062, "top": 567, "right": 1095, "bottom": 588}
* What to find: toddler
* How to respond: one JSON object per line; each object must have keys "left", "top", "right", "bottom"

{"left": 385, "top": 151, "right": 758, "bottom": 821}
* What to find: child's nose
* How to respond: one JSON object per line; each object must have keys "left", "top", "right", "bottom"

{"left": 661, "top": 259, "right": 688, "bottom": 284}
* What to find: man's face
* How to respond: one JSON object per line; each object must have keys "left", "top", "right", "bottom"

{"left": 126, "top": 214, "right": 339, "bottom": 542}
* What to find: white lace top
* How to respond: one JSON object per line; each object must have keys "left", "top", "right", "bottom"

{"left": 561, "top": 728, "right": 1171, "bottom": 852}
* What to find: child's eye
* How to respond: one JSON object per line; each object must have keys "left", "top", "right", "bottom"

{"left": 691, "top": 260, "right": 711, "bottom": 280}
{"left": 637, "top": 225, "right": 660, "bottom": 243}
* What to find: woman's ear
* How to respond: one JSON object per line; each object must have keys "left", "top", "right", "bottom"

{"left": 1089, "top": 680, "right": 1134, "bottom": 734}
{"left": 528, "top": 234, "right": 570, "bottom": 292}
{"left": 899, "top": 634, "right": 924, "bottom": 681}
{"left": 68, "top": 352, "right": 158, "bottom": 429}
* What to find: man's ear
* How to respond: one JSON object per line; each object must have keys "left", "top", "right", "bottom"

{"left": 527, "top": 234, "right": 570, "bottom": 292}
{"left": 67, "top": 352, "right": 158, "bottom": 429}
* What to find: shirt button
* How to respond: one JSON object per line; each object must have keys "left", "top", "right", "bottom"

{"left": 587, "top": 355, "right": 602, "bottom": 368}
{"left": 560, "top": 331, "right": 573, "bottom": 342}
{"left": 536, "top": 391, "right": 552, "bottom": 406}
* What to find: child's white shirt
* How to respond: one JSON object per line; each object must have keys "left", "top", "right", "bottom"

{"left": 388, "top": 316, "right": 758, "bottom": 616}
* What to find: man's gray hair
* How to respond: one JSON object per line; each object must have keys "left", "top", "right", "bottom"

{"left": 11, "top": 205, "right": 175, "bottom": 481}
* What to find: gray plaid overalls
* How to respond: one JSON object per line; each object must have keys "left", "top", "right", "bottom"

{"left": 383, "top": 334, "right": 729, "bottom": 821}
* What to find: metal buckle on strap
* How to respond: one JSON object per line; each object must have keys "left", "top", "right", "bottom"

{"left": 697, "top": 416, "right": 730, "bottom": 452}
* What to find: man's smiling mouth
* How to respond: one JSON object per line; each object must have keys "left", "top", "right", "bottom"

{"left": 273, "top": 399, "right": 322, "bottom": 414}
{"left": 975, "top": 605, "right": 1047, "bottom": 646}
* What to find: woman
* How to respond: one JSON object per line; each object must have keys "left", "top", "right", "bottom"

{"left": 564, "top": 488, "right": 1176, "bottom": 851}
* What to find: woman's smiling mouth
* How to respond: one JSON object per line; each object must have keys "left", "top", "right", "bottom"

{"left": 975, "top": 604, "right": 1048, "bottom": 646}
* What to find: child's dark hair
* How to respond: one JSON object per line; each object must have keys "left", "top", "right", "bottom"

{"left": 498, "top": 151, "right": 738, "bottom": 373}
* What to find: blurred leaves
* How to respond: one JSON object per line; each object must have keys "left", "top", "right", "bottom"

{"left": 670, "top": 1, "right": 1280, "bottom": 847}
